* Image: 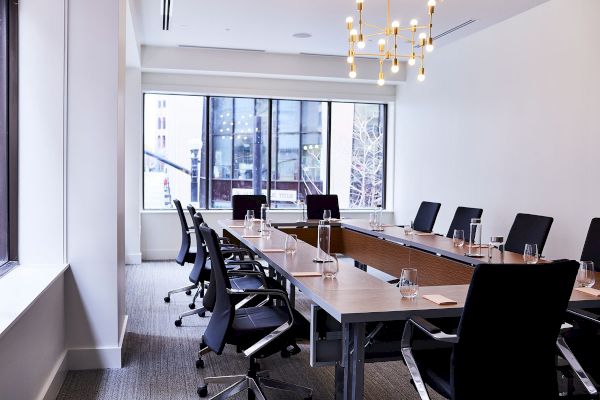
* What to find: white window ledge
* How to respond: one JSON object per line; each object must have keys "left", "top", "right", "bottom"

{"left": 0, "top": 264, "right": 69, "bottom": 340}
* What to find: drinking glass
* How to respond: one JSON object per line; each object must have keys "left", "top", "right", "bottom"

{"left": 285, "top": 234, "right": 298, "bottom": 255}
{"left": 244, "top": 214, "right": 252, "bottom": 229}
{"left": 369, "top": 212, "right": 375, "bottom": 228}
{"left": 323, "top": 209, "right": 332, "bottom": 221}
{"left": 399, "top": 268, "right": 418, "bottom": 298}
{"left": 246, "top": 209, "right": 255, "bottom": 220}
{"left": 523, "top": 244, "right": 539, "bottom": 264}
{"left": 262, "top": 219, "right": 272, "bottom": 239}
{"left": 296, "top": 200, "right": 306, "bottom": 222}
{"left": 577, "top": 261, "right": 596, "bottom": 288}
{"left": 404, "top": 220, "right": 414, "bottom": 235}
{"left": 323, "top": 254, "right": 339, "bottom": 279}
{"left": 452, "top": 230, "right": 465, "bottom": 247}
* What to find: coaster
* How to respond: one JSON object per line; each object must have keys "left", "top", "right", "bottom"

{"left": 292, "top": 271, "right": 322, "bottom": 277}
{"left": 422, "top": 294, "right": 458, "bottom": 305}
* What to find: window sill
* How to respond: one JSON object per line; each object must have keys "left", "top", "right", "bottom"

{"left": 0, "top": 263, "right": 69, "bottom": 341}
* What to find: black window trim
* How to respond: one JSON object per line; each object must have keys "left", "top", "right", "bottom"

{"left": 141, "top": 92, "right": 388, "bottom": 211}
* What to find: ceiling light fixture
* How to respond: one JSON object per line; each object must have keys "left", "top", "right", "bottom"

{"left": 345, "top": 0, "right": 439, "bottom": 85}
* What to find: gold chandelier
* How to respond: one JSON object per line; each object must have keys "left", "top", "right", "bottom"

{"left": 345, "top": 0, "right": 438, "bottom": 85}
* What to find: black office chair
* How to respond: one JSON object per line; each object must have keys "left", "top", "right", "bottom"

{"left": 504, "top": 213, "right": 554, "bottom": 255}
{"left": 305, "top": 194, "right": 340, "bottom": 220}
{"left": 562, "top": 218, "right": 600, "bottom": 385}
{"left": 174, "top": 213, "right": 259, "bottom": 326}
{"left": 401, "top": 261, "right": 596, "bottom": 400}
{"left": 446, "top": 206, "right": 483, "bottom": 241}
{"left": 412, "top": 201, "right": 441, "bottom": 233}
{"left": 232, "top": 194, "right": 267, "bottom": 220}
{"left": 196, "top": 226, "right": 311, "bottom": 400}
{"left": 164, "top": 199, "right": 197, "bottom": 303}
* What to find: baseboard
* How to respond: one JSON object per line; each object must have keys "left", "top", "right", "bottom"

{"left": 38, "top": 350, "right": 68, "bottom": 400}
{"left": 125, "top": 252, "right": 142, "bottom": 265}
{"left": 142, "top": 249, "right": 177, "bottom": 261}
{"left": 67, "top": 314, "right": 129, "bottom": 370}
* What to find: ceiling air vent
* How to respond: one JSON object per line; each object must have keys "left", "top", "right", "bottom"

{"left": 178, "top": 45, "right": 266, "bottom": 52}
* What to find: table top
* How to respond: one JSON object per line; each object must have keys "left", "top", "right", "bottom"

{"left": 220, "top": 219, "right": 599, "bottom": 324}
{"left": 341, "top": 219, "right": 544, "bottom": 265}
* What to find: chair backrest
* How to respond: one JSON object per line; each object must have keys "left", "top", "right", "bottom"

{"left": 173, "top": 199, "right": 192, "bottom": 265}
{"left": 187, "top": 204, "right": 197, "bottom": 222}
{"left": 581, "top": 218, "right": 600, "bottom": 270}
{"left": 446, "top": 206, "right": 484, "bottom": 241}
{"left": 504, "top": 213, "right": 554, "bottom": 255}
{"left": 306, "top": 194, "right": 341, "bottom": 220}
{"left": 188, "top": 212, "right": 209, "bottom": 285}
{"left": 452, "top": 260, "right": 579, "bottom": 399}
{"left": 231, "top": 195, "right": 267, "bottom": 220}
{"left": 412, "top": 201, "right": 441, "bottom": 233}
{"left": 199, "top": 225, "right": 234, "bottom": 355}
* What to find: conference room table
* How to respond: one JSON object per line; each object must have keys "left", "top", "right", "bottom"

{"left": 220, "top": 219, "right": 600, "bottom": 400}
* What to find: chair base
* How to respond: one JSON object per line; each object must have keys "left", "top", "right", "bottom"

{"left": 198, "top": 356, "right": 312, "bottom": 400}
{"left": 164, "top": 283, "right": 197, "bottom": 303}
{"left": 175, "top": 306, "right": 207, "bottom": 327}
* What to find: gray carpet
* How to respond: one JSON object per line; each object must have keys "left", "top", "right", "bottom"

{"left": 56, "top": 261, "right": 443, "bottom": 400}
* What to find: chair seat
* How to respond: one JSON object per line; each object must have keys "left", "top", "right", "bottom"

{"left": 412, "top": 347, "right": 453, "bottom": 399}
{"left": 230, "top": 276, "right": 265, "bottom": 291}
{"left": 228, "top": 306, "right": 292, "bottom": 353}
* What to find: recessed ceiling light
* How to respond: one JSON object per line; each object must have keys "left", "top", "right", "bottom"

{"left": 225, "top": 28, "right": 231, "bottom": 31}
{"left": 292, "top": 32, "right": 312, "bottom": 39}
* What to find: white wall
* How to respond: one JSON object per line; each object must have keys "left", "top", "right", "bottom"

{"left": 394, "top": 0, "right": 600, "bottom": 260}
{"left": 65, "top": 0, "right": 127, "bottom": 367}
{"left": 125, "top": 67, "right": 142, "bottom": 264}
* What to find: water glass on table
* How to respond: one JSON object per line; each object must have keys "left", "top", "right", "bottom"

{"left": 452, "top": 229, "right": 465, "bottom": 247}
{"left": 523, "top": 243, "right": 539, "bottom": 264}
{"left": 404, "top": 220, "right": 414, "bottom": 235}
{"left": 399, "top": 268, "right": 418, "bottom": 298}
{"left": 577, "top": 261, "right": 596, "bottom": 288}
{"left": 322, "top": 254, "right": 339, "bottom": 279}
{"left": 285, "top": 234, "right": 298, "bottom": 255}
{"left": 262, "top": 219, "right": 272, "bottom": 239}
{"left": 323, "top": 209, "right": 332, "bottom": 221}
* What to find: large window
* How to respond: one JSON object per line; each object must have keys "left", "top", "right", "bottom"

{"left": 143, "top": 94, "right": 387, "bottom": 210}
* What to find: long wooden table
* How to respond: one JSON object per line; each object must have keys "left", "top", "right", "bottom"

{"left": 220, "top": 219, "right": 600, "bottom": 400}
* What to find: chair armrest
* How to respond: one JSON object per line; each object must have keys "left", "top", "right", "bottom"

{"left": 226, "top": 288, "right": 295, "bottom": 357}
{"left": 567, "top": 307, "right": 600, "bottom": 324}
{"left": 557, "top": 336, "right": 599, "bottom": 396}
{"left": 218, "top": 236, "right": 231, "bottom": 244}
{"left": 404, "top": 316, "right": 458, "bottom": 345}
{"left": 225, "top": 259, "right": 265, "bottom": 273}
{"left": 227, "top": 270, "right": 268, "bottom": 287}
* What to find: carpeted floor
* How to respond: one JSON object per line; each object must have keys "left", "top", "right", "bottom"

{"left": 56, "top": 261, "right": 443, "bottom": 400}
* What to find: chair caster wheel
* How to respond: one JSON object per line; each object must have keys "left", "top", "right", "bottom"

{"left": 199, "top": 312, "right": 206, "bottom": 318}
{"left": 186, "top": 290, "right": 192, "bottom": 296}
{"left": 189, "top": 303, "right": 196, "bottom": 310}
{"left": 196, "top": 359, "right": 205, "bottom": 369}
{"left": 197, "top": 385, "right": 208, "bottom": 397}
{"left": 174, "top": 319, "right": 182, "bottom": 327}
{"left": 163, "top": 297, "right": 170, "bottom": 303}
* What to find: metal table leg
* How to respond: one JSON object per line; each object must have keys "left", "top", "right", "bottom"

{"left": 336, "top": 322, "right": 366, "bottom": 400}
{"left": 289, "top": 283, "right": 296, "bottom": 308}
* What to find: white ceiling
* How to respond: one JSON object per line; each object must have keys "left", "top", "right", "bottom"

{"left": 134, "top": 0, "right": 548, "bottom": 55}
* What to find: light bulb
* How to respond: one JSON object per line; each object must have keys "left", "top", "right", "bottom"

{"left": 417, "top": 74, "right": 426, "bottom": 82}
{"left": 357, "top": 41, "right": 366, "bottom": 49}
{"left": 392, "top": 20, "right": 400, "bottom": 28}
{"left": 428, "top": 0, "right": 436, "bottom": 6}
{"left": 391, "top": 58, "right": 400, "bottom": 73}
{"left": 349, "top": 71, "right": 357, "bottom": 78}
{"left": 356, "top": 0, "right": 363, "bottom": 3}
{"left": 347, "top": 55, "right": 354, "bottom": 64}
{"left": 350, "top": 28, "right": 358, "bottom": 37}
{"left": 378, "top": 38, "right": 386, "bottom": 45}
{"left": 408, "top": 57, "right": 416, "bottom": 66}
{"left": 419, "top": 32, "right": 427, "bottom": 40}
{"left": 346, "top": 16, "right": 354, "bottom": 24}
{"left": 426, "top": 43, "right": 434, "bottom": 52}
{"left": 377, "top": 78, "right": 385, "bottom": 86}
{"left": 410, "top": 19, "right": 418, "bottom": 26}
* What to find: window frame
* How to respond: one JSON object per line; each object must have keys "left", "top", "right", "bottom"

{"left": 0, "top": 0, "right": 18, "bottom": 276}
{"left": 142, "top": 93, "right": 388, "bottom": 211}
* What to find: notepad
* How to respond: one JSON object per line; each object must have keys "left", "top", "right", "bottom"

{"left": 575, "top": 287, "right": 600, "bottom": 297}
{"left": 413, "top": 232, "right": 436, "bottom": 236}
{"left": 242, "top": 234, "right": 261, "bottom": 238}
{"left": 228, "top": 225, "right": 245, "bottom": 228}
{"left": 260, "top": 248, "right": 285, "bottom": 253}
{"left": 422, "top": 294, "right": 458, "bottom": 305}
{"left": 292, "top": 271, "right": 322, "bottom": 277}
